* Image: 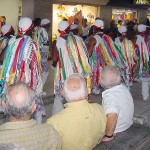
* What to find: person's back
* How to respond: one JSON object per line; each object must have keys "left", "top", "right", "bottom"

{"left": 102, "top": 84, "right": 134, "bottom": 133}
{"left": 47, "top": 74, "right": 106, "bottom": 150}
{"left": 0, "top": 120, "right": 61, "bottom": 150}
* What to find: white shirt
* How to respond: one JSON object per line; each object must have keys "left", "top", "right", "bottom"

{"left": 102, "top": 84, "right": 134, "bottom": 133}
{"left": 82, "top": 26, "right": 90, "bottom": 36}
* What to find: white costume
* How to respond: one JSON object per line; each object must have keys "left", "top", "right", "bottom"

{"left": 136, "top": 24, "right": 150, "bottom": 100}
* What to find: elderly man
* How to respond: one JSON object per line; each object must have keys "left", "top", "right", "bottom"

{"left": 47, "top": 74, "right": 106, "bottom": 150}
{"left": 0, "top": 82, "right": 61, "bottom": 150}
{"left": 0, "top": 17, "right": 44, "bottom": 124}
{"left": 100, "top": 66, "right": 134, "bottom": 142}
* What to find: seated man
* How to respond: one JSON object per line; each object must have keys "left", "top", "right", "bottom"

{"left": 100, "top": 66, "right": 134, "bottom": 142}
{"left": 47, "top": 74, "right": 106, "bottom": 150}
{"left": 0, "top": 82, "right": 61, "bottom": 150}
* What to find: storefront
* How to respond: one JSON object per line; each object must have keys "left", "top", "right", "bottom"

{"left": 112, "top": 9, "right": 138, "bottom": 24}
{"left": 52, "top": 4, "right": 100, "bottom": 37}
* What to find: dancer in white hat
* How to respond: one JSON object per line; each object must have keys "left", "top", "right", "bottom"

{"left": 33, "top": 18, "right": 50, "bottom": 96}
{"left": 87, "top": 19, "right": 120, "bottom": 95}
{"left": 135, "top": 24, "right": 150, "bottom": 101}
{"left": 52, "top": 21, "right": 91, "bottom": 115}
{"left": 0, "top": 17, "right": 44, "bottom": 124}
{"left": 0, "top": 24, "right": 14, "bottom": 64}
{"left": 115, "top": 25, "right": 136, "bottom": 89}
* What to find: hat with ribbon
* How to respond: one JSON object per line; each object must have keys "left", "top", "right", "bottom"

{"left": 40, "top": 18, "right": 50, "bottom": 27}
{"left": 118, "top": 25, "right": 127, "bottom": 35}
{"left": 19, "top": 17, "right": 33, "bottom": 35}
{"left": 137, "top": 24, "right": 147, "bottom": 33}
{"left": 58, "top": 21, "right": 70, "bottom": 32}
{"left": 1, "top": 24, "right": 13, "bottom": 36}
{"left": 94, "top": 20, "right": 104, "bottom": 29}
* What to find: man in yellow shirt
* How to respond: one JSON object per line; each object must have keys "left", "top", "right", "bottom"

{"left": 47, "top": 74, "right": 106, "bottom": 150}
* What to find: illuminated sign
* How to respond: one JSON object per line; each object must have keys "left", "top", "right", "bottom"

{"left": 133, "top": 0, "right": 150, "bottom": 5}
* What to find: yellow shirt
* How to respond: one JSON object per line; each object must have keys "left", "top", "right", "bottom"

{"left": 47, "top": 100, "right": 106, "bottom": 150}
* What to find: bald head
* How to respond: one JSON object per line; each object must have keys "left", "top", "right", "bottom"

{"left": 5, "top": 82, "right": 36, "bottom": 119}
{"left": 64, "top": 74, "right": 87, "bottom": 102}
{"left": 100, "top": 66, "right": 121, "bottom": 89}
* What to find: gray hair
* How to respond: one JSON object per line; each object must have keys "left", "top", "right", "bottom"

{"left": 64, "top": 74, "right": 87, "bottom": 102}
{"left": 0, "top": 143, "right": 26, "bottom": 150}
{"left": 100, "top": 66, "right": 121, "bottom": 89}
{"left": 5, "top": 82, "right": 36, "bottom": 119}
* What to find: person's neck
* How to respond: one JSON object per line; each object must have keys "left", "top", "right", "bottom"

{"left": 8, "top": 116, "right": 32, "bottom": 122}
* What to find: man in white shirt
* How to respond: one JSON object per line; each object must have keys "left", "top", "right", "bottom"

{"left": 100, "top": 66, "right": 134, "bottom": 142}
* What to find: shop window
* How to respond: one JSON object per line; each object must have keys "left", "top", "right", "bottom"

{"left": 52, "top": 4, "right": 100, "bottom": 37}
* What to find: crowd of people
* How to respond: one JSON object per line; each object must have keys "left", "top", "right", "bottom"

{"left": 0, "top": 16, "right": 149, "bottom": 149}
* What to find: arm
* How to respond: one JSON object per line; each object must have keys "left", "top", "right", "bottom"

{"left": 86, "top": 37, "right": 96, "bottom": 58}
{"left": 101, "top": 112, "right": 117, "bottom": 142}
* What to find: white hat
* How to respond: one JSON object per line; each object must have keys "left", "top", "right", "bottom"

{"left": 41, "top": 18, "right": 50, "bottom": 27}
{"left": 19, "top": 17, "right": 33, "bottom": 34}
{"left": 138, "top": 24, "right": 147, "bottom": 33}
{"left": 58, "top": 21, "right": 70, "bottom": 31}
{"left": 118, "top": 26, "right": 127, "bottom": 34}
{"left": 70, "top": 24, "right": 78, "bottom": 30}
{"left": 94, "top": 20, "right": 104, "bottom": 29}
{"left": 1, "top": 24, "right": 13, "bottom": 36}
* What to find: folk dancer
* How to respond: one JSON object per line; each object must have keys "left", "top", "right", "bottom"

{"left": 135, "top": 24, "right": 150, "bottom": 100}
{"left": 115, "top": 25, "right": 136, "bottom": 89}
{"left": 87, "top": 19, "right": 120, "bottom": 95}
{"left": 0, "top": 17, "right": 44, "bottom": 124}
{"left": 0, "top": 24, "right": 14, "bottom": 114}
{"left": 52, "top": 21, "right": 91, "bottom": 115}
{"left": 33, "top": 18, "right": 50, "bottom": 96}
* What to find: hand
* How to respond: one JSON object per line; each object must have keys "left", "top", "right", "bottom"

{"left": 101, "top": 136, "right": 114, "bottom": 142}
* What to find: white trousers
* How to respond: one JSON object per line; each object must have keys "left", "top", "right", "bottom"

{"left": 141, "top": 77, "right": 150, "bottom": 101}
{"left": 52, "top": 95, "right": 65, "bottom": 116}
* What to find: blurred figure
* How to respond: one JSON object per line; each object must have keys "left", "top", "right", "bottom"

{"left": 146, "top": 18, "right": 150, "bottom": 26}
{"left": 117, "top": 20, "right": 122, "bottom": 28}
{"left": 126, "top": 21, "right": 137, "bottom": 42}
{"left": 74, "top": 18, "right": 83, "bottom": 36}
{"left": 100, "top": 66, "right": 134, "bottom": 142}
{"left": 106, "top": 20, "right": 118, "bottom": 41}
{"left": 34, "top": 18, "right": 51, "bottom": 96}
{"left": 82, "top": 18, "right": 90, "bottom": 41}
{"left": 70, "top": 24, "right": 78, "bottom": 35}
{"left": 47, "top": 74, "right": 106, "bottom": 150}
{"left": 133, "top": 18, "right": 138, "bottom": 31}
{"left": 135, "top": 24, "right": 150, "bottom": 101}
{"left": 0, "top": 83, "right": 61, "bottom": 150}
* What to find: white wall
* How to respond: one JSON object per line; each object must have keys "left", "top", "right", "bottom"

{"left": 22, "top": 0, "right": 34, "bottom": 19}
{"left": 0, "top": 0, "right": 19, "bottom": 31}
